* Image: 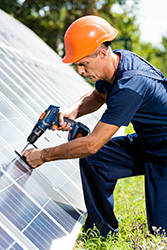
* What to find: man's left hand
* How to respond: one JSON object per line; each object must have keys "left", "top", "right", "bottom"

{"left": 23, "top": 148, "right": 44, "bottom": 168}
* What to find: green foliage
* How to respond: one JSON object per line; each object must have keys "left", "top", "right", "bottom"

{"left": 159, "top": 35, "right": 167, "bottom": 77}
{"left": 133, "top": 41, "right": 167, "bottom": 78}
{"left": 74, "top": 176, "right": 167, "bottom": 250}
{"left": 0, "top": 0, "right": 20, "bottom": 13}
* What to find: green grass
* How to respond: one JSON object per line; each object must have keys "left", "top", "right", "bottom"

{"left": 74, "top": 176, "right": 167, "bottom": 249}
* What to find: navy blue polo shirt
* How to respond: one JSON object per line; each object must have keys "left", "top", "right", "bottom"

{"left": 95, "top": 50, "right": 167, "bottom": 134}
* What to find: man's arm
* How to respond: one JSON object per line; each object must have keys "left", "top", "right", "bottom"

{"left": 75, "top": 89, "right": 107, "bottom": 118}
{"left": 23, "top": 122, "right": 120, "bottom": 168}
{"left": 58, "top": 89, "right": 106, "bottom": 129}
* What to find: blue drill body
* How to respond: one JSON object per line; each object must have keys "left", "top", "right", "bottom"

{"left": 27, "top": 105, "right": 90, "bottom": 144}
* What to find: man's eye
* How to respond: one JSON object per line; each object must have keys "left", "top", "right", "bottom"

{"left": 80, "top": 62, "right": 88, "bottom": 66}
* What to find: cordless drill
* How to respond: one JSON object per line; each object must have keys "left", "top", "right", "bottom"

{"left": 27, "top": 105, "right": 90, "bottom": 144}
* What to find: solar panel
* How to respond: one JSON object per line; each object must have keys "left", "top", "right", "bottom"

{"left": 0, "top": 9, "right": 107, "bottom": 249}
{"left": 0, "top": 9, "right": 125, "bottom": 249}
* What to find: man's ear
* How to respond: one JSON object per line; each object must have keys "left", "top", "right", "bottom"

{"left": 99, "top": 49, "right": 107, "bottom": 60}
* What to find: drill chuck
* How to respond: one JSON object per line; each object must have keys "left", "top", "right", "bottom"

{"left": 27, "top": 124, "right": 45, "bottom": 144}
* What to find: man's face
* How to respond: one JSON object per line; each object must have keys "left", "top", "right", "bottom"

{"left": 74, "top": 53, "right": 105, "bottom": 82}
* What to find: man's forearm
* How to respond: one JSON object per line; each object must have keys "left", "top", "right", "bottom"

{"left": 23, "top": 136, "right": 94, "bottom": 168}
{"left": 41, "top": 137, "right": 92, "bottom": 162}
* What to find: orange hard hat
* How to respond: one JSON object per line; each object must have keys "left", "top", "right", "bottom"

{"left": 62, "top": 15, "right": 118, "bottom": 64}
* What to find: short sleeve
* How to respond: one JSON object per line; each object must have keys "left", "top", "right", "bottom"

{"left": 100, "top": 88, "right": 143, "bottom": 126}
{"left": 95, "top": 80, "right": 106, "bottom": 94}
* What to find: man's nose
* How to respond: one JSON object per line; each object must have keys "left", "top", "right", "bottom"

{"left": 77, "top": 66, "right": 85, "bottom": 75}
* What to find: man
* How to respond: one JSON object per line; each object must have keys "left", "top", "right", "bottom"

{"left": 23, "top": 16, "right": 167, "bottom": 237}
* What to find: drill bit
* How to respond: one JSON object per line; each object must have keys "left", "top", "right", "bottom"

{"left": 20, "top": 142, "right": 37, "bottom": 154}
{"left": 20, "top": 143, "right": 30, "bottom": 154}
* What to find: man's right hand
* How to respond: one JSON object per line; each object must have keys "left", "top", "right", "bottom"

{"left": 57, "top": 111, "right": 73, "bottom": 131}
{"left": 52, "top": 108, "right": 77, "bottom": 132}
